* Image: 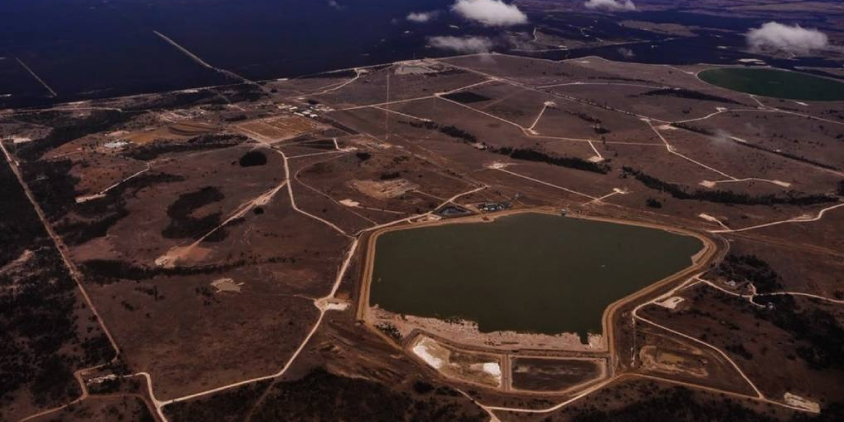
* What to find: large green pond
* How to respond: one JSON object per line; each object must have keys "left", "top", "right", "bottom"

{"left": 698, "top": 68, "right": 844, "bottom": 101}
{"left": 369, "top": 213, "right": 703, "bottom": 339}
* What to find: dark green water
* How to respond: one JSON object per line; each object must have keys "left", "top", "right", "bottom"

{"left": 370, "top": 213, "right": 702, "bottom": 338}
{"left": 698, "top": 68, "right": 844, "bottom": 101}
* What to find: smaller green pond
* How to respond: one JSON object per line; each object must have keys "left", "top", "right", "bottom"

{"left": 369, "top": 213, "right": 703, "bottom": 339}
{"left": 698, "top": 68, "right": 844, "bottom": 101}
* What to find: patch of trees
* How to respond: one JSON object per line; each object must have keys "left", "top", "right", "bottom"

{"left": 495, "top": 147, "right": 611, "bottom": 174}
{"left": 638, "top": 88, "right": 742, "bottom": 105}
{"left": 165, "top": 368, "right": 480, "bottom": 422}
{"left": 123, "top": 90, "right": 224, "bottom": 112}
{"left": 135, "top": 285, "right": 163, "bottom": 301}
{"left": 440, "top": 91, "right": 491, "bottom": 104}
{"left": 376, "top": 323, "right": 402, "bottom": 343}
{"left": 161, "top": 186, "right": 225, "bottom": 240}
{"left": 0, "top": 165, "right": 50, "bottom": 265}
{"left": 438, "top": 125, "right": 478, "bottom": 143}
{"left": 796, "top": 402, "right": 844, "bottom": 422}
{"left": 55, "top": 172, "right": 185, "bottom": 246}
{"left": 214, "top": 84, "right": 266, "bottom": 103}
{"left": 21, "top": 159, "right": 79, "bottom": 220}
{"left": 165, "top": 379, "right": 272, "bottom": 421}
{"left": 300, "top": 139, "right": 336, "bottom": 150}
{"left": 622, "top": 167, "right": 838, "bottom": 206}
{"left": 436, "top": 69, "right": 471, "bottom": 77}
{"left": 404, "top": 120, "right": 479, "bottom": 144}
{"left": 646, "top": 198, "right": 662, "bottom": 208}
{"left": 80, "top": 335, "right": 117, "bottom": 368}
{"left": 16, "top": 110, "right": 137, "bottom": 161}
{"left": 380, "top": 172, "right": 400, "bottom": 180}
{"left": 79, "top": 258, "right": 250, "bottom": 284}
{"left": 669, "top": 122, "right": 716, "bottom": 136}
{"left": 225, "top": 114, "right": 248, "bottom": 122}
{"left": 565, "top": 110, "right": 602, "bottom": 124}
{"left": 0, "top": 161, "right": 112, "bottom": 408}
{"left": 22, "top": 157, "right": 179, "bottom": 248}
{"left": 413, "top": 381, "right": 435, "bottom": 394}
{"left": 713, "top": 254, "right": 783, "bottom": 293}
{"left": 725, "top": 343, "right": 754, "bottom": 360}
{"left": 57, "top": 211, "right": 128, "bottom": 247}
{"left": 204, "top": 217, "right": 244, "bottom": 243}
{"left": 126, "top": 133, "right": 246, "bottom": 161}
{"left": 588, "top": 76, "right": 651, "bottom": 84}
{"left": 325, "top": 120, "right": 359, "bottom": 135}
{"left": 754, "top": 296, "right": 844, "bottom": 372}
{"left": 194, "top": 286, "right": 219, "bottom": 306}
{"left": 356, "top": 152, "right": 371, "bottom": 161}
{"left": 246, "top": 368, "right": 486, "bottom": 422}
{"left": 107, "top": 396, "right": 158, "bottom": 421}
{"left": 201, "top": 104, "right": 227, "bottom": 112}
{"left": 729, "top": 137, "right": 841, "bottom": 172}
{"left": 670, "top": 124, "right": 841, "bottom": 172}
{"left": 0, "top": 290, "right": 80, "bottom": 403}
{"left": 239, "top": 151, "right": 267, "bottom": 167}
{"left": 86, "top": 378, "right": 122, "bottom": 395}
{"left": 568, "top": 386, "right": 779, "bottom": 421}
{"left": 401, "top": 119, "right": 611, "bottom": 174}
{"left": 9, "top": 110, "right": 79, "bottom": 127}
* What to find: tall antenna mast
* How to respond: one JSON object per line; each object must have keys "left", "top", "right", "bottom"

{"left": 385, "top": 71, "right": 391, "bottom": 141}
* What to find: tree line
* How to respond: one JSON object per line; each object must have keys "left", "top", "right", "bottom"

{"left": 622, "top": 166, "right": 838, "bottom": 206}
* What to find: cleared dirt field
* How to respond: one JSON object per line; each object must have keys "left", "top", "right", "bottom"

{"left": 511, "top": 358, "right": 604, "bottom": 392}
{"left": 237, "top": 115, "right": 324, "bottom": 141}
{"left": 410, "top": 335, "right": 503, "bottom": 388}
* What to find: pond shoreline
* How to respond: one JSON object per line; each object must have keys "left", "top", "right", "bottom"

{"left": 698, "top": 67, "right": 844, "bottom": 101}
{"left": 356, "top": 207, "right": 719, "bottom": 356}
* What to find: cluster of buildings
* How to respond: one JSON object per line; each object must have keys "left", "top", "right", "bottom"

{"left": 276, "top": 102, "right": 334, "bottom": 119}
{"left": 476, "top": 202, "right": 511, "bottom": 213}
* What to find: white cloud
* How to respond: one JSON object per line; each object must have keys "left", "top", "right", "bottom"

{"left": 617, "top": 47, "right": 635, "bottom": 58}
{"left": 327, "top": 0, "right": 345, "bottom": 11}
{"left": 407, "top": 11, "right": 438, "bottom": 23}
{"left": 451, "top": 0, "right": 527, "bottom": 27}
{"left": 746, "top": 22, "right": 828, "bottom": 55}
{"left": 584, "top": 0, "right": 636, "bottom": 11}
{"left": 427, "top": 36, "right": 494, "bottom": 53}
